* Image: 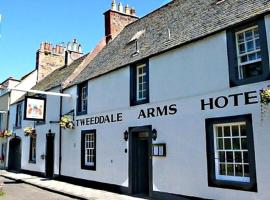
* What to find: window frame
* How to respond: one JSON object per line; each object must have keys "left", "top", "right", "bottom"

{"left": 81, "top": 129, "right": 96, "bottom": 171}
{"left": 205, "top": 114, "right": 257, "bottom": 192}
{"left": 29, "top": 135, "right": 36, "bottom": 163}
{"left": 130, "top": 60, "right": 149, "bottom": 106}
{"left": 76, "top": 81, "right": 88, "bottom": 116}
{"left": 227, "top": 17, "right": 269, "bottom": 87}
{"left": 15, "top": 103, "right": 23, "bottom": 129}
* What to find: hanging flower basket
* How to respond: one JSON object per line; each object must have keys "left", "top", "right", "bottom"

{"left": 0, "top": 130, "right": 12, "bottom": 138}
{"left": 24, "top": 127, "right": 36, "bottom": 137}
{"left": 260, "top": 86, "right": 270, "bottom": 121}
{"left": 261, "top": 87, "right": 270, "bottom": 105}
{"left": 59, "top": 115, "right": 75, "bottom": 129}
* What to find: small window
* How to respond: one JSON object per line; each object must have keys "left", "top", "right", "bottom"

{"left": 15, "top": 103, "right": 22, "bottom": 128}
{"left": 206, "top": 114, "right": 257, "bottom": 191}
{"left": 29, "top": 136, "right": 36, "bottom": 163}
{"left": 81, "top": 130, "right": 96, "bottom": 170}
{"left": 130, "top": 61, "right": 149, "bottom": 106}
{"left": 227, "top": 18, "right": 269, "bottom": 86}
{"left": 77, "top": 82, "right": 88, "bottom": 115}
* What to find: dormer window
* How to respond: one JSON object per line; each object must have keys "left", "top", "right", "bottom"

{"left": 227, "top": 18, "right": 269, "bottom": 87}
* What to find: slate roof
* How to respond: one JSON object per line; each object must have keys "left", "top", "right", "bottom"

{"left": 68, "top": 0, "right": 270, "bottom": 87}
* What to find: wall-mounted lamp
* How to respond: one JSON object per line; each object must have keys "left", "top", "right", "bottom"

{"left": 124, "top": 131, "right": 128, "bottom": 141}
{"left": 152, "top": 129, "right": 157, "bottom": 140}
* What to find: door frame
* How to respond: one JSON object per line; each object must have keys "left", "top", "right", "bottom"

{"left": 8, "top": 137, "right": 21, "bottom": 171}
{"left": 45, "top": 132, "right": 55, "bottom": 178}
{"left": 128, "top": 125, "right": 153, "bottom": 197}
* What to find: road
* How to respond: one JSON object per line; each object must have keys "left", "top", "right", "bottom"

{"left": 0, "top": 177, "right": 77, "bottom": 200}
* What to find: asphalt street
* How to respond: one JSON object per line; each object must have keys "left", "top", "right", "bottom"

{"left": 0, "top": 177, "right": 77, "bottom": 200}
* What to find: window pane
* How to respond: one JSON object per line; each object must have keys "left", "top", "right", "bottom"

{"left": 233, "top": 138, "right": 240, "bottom": 150}
{"left": 240, "top": 125, "right": 246, "bottom": 136}
{"left": 248, "top": 53, "right": 256, "bottom": 61}
{"left": 224, "top": 126, "right": 230, "bottom": 137}
{"left": 220, "top": 164, "right": 226, "bottom": 175}
{"left": 235, "top": 152, "right": 242, "bottom": 163}
{"left": 219, "top": 151, "right": 225, "bottom": 162}
{"left": 218, "top": 138, "right": 223, "bottom": 150}
{"left": 235, "top": 164, "right": 243, "bottom": 176}
{"left": 241, "top": 55, "right": 248, "bottom": 63}
{"left": 232, "top": 126, "right": 239, "bottom": 136}
{"left": 245, "top": 30, "right": 253, "bottom": 40}
{"left": 237, "top": 33, "right": 244, "bottom": 43}
{"left": 226, "top": 151, "right": 233, "bottom": 162}
{"left": 227, "top": 164, "right": 234, "bottom": 176}
{"left": 224, "top": 138, "right": 231, "bottom": 149}
{"left": 246, "top": 41, "right": 254, "bottom": 52}
{"left": 217, "top": 127, "right": 222, "bottom": 137}
{"left": 241, "top": 138, "right": 248, "bottom": 149}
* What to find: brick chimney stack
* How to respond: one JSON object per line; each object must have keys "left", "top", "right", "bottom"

{"left": 36, "top": 39, "right": 83, "bottom": 82}
{"left": 104, "top": 1, "right": 139, "bottom": 44}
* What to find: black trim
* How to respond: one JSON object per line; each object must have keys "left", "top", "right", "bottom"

{"left": 227, "top": 17, "right": 270, "bottom": 87}
{"left": 20, "top": 169, "right": 45, "bottom": 177}
{"left": 28, "top": 136, "right": 36, "bottom": 163}
{"left": 56, "top": 175, "right": 129, "bottom": 194}
{"left": 81, "top": 129, "right": 96, "bottom": 170}
{"left": 76, "top": 81, "right": 88, "bottom": 116}
{"left": 205, "top": 114, "right": 257, "bottom": 192}
{"left": 130, "top": 60, "right": 150, "bottom": 106}
{"left": 15, "top": 103, "right": 22, "bottom": 129}
{"left": 128, "top": 125, "right": 153, "bottom": 197}
{"left": 23, "top": 96, "right": 47, "bottom": 122}
{"left": 151, "top": 191, "right": 209, "bottom": 200}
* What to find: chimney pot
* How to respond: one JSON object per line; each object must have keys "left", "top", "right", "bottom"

{"left": 112, "top": 0, "right": 116, "bottom": 10}
{"left": 118, "top": 2, "right": 123, "bottom": 13}
{"left": 130, "top": 8, "right": 136, "bottom": 16}
{"left": 125, "top": 4, "right": 130, "bottom": 15}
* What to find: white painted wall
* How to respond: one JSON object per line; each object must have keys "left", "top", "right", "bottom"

{"left": 6, "top": 87, "right": 61, "bottom": 175}
{"left": 10, "top": 70, "right": 37, "bottom": 104}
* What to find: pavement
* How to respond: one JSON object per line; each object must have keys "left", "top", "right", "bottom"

{"left": 0, "top": 177, "right": 74, "bottom": 200}
{"left": 0, "top": 170, "right": 144, "bottom": 200}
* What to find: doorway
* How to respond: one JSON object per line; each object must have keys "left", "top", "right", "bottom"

{"left": 129, "top": 126, "right": 152, "bottom": 197}
{"left": 45, "top": 132, "right": 54, "bottom": 178}
{"left": 8, "top": 137, "right": 21, "bottom": 171}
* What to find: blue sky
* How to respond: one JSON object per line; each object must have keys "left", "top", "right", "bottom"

{"left": 0, "top": 0, "right": 170, "bottom": 83}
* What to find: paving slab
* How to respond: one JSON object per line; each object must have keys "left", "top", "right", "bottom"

{"left": 0, "top": 170, "right": 145, "bottom": 200}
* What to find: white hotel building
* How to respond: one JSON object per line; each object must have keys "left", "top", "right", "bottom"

{"left": 6, "top": 0, "right": 270, "bottom": 199}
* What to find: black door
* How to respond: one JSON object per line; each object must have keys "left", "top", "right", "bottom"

{"left": 8, "top": 138, "right": 21, "bottom": 171}
{"left": 129, "top": 127, "right": 152, "bottom": 197}
{"left": 45, "top": 133, "right": 54, "bottom": 178}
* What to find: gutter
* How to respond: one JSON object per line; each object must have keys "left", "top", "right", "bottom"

{"left": 59, "top": 89, "right": 63, "bottom": 176}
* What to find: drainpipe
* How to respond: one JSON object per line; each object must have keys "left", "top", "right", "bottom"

{"left": 59, "top": 89, "right": 63, "bottom": 176}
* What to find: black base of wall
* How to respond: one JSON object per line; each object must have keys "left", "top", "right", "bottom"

{"left": 56, "top": 175, "right": 129, "bottom": 194}
{"left": 11, "top": 170, "right": 209, "bottom": 200}
{"left": 11, "top": 169, "right": 46, "bottom": 178}
{"left": 152, "top": 191, "right": 210, "bottom": 200}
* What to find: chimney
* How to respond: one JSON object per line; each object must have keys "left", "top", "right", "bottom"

{"left": 65, "top": 38, "right": 83, "bottom": 66}
{"left": 36, "top": 39, "right": 83, "bottom": 82}
{"left": 104, "top": 1, "right": 139, "bottom": 44}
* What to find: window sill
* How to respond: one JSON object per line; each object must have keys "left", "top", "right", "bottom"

{"left": 81, "top": 165, "right": 96, "bottom": 171}
{"left": 209, "top": 178, "right": 257, "bottom": 192}
{"left": 130, "top": 99, "right": 149, "bottom": 107}
{"left": 76, "top": 111, "right": 87, "bottom": 116}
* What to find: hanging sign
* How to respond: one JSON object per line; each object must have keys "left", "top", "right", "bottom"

{"left": 24, "top": 96, "right": 46, "bottom": 121}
